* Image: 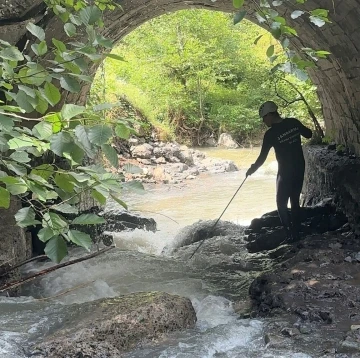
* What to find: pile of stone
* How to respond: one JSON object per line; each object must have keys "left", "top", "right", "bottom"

{"left": 119, "top": 138, "right": 238, "bottom": 184}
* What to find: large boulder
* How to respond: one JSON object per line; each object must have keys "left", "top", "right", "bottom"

{"left": 131, "top": 143, "right": 153, "bottom": 159}
{"left": 217, "top": 133, "right": 239, "bottom": 149}
{"left": 31, "top": 291, "right": 196, "bottom": 357}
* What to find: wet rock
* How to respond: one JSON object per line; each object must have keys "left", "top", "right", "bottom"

{"left": 31, "top": 292, "right": 196, "bottom": 357}
{"left": 281, "top": 327, "right": 300, "bottom": 337}
{"left": 246, "top": 228, "right": 287, "bottom": 253}
{"left": 355, "top": 252, "right": 360, "bottom": 262}
{"left": 264, "top": 333, "right": 287, "bottom": 349}
{"left": 163, "top": 219, "right": 244, "bottom": 255}
{"left": 344, "top": 256, "right": 353, "bottom": 263}
{"left": 298, "top": 325, "right": 312, "bottom": 335}
{"left": 338, "top": 339, "right": 360, "bottom": 353}
{"left": 68, "top": 207, "right": 157, "bottom": 243}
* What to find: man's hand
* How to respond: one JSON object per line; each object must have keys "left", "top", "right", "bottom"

{"left": 246, "top": 165, "right": 256, "bottom": 177}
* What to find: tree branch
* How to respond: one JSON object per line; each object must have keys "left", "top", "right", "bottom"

{"left": 0, "top": 246, "right": 115, "bottom": 292}
{"left": 274, "top": 77, "right": 324, "bottom": 138}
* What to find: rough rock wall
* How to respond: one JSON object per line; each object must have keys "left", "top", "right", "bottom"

{"left": 1, "top": 0, "right": 360, "bottom": 264}
{"left": 303, "top": 145, "right": 360, "bottom": 235}
{"left": 0, "top": 197, "right": 31, "bottom": 289}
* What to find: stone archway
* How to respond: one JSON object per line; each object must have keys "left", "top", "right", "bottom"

{"left": 1, "top": 1, "right": 360, "bottom": 268}
{"left": 2, "top": 0, "right": 360, "bottom": 154}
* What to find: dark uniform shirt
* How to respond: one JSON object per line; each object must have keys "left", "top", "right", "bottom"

{"left": 252, "top": 118, "right": 312, "bottom": 175}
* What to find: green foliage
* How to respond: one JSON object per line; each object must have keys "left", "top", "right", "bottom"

{"left": 91, "top": 10, "right": 322, "bottom": 144}
{"left": 0, "top": 0, "right": 137, "bottom": 263}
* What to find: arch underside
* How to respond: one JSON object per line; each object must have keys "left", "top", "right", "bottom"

{"left": 2, "top": 0, "right": 360, "bottom": 154}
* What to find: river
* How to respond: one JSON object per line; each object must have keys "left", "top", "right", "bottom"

{"left": 0, "top": 147, "right": 312, "bottom": 358}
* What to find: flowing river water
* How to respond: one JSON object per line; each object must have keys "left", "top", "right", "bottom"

{"left": 0, "top": 148, "right": 313, "bottom": 358}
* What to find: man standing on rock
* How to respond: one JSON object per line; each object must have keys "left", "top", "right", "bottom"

{"left": 246, "top": 101, "right": 313, "bottom": 241}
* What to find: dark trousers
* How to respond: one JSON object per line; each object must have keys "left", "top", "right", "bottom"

{"left": 276, "top": 167, "right": 305, "bottom": 233}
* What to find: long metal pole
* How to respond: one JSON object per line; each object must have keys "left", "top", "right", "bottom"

{"left": 188, "top": 176, "right": 248, "bottom": 260}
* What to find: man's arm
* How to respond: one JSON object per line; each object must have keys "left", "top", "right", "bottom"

{"left": 246, "top": 132, "right": 272, "bottom": 176}
{"left": 295, "top": 119, "right": 312, "bottom": 139}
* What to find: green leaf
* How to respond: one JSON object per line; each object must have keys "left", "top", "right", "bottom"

{"left": 115, "top": 123, "right": 131, "bottom": 139}
{"left": 291, "top": 10, "right": 304, "bottom": 19}
{"left": 0, "top": 187, "right": 10, "bottom": 209}
{"left": 110, "top": 194, "right": 128, "bottom": 209}
{"left": 79, "top": 6, "right": 102, "bottom": 25}
{"left": 91, "top": 189, "right": 106, "bottom": 205}
{"left": 18, "top": 85, "right": 36, "bottom": 98}
{"left": 102, "top": 144, "right": 118, "bottom": 168}
{"left": 266, "top": 45, "right": 275, "bottom": 57}
{"left": 68, "top": 230, "right": 92, "bottom": 250}
{"left": 309, "top": 16, "right": 326, "bottom": 27}
{"left": 68, "top": 172, "right": 90, "bottom": 182}
{"left": 52, "top": 203, "right": 79, "bottom": 214}
{"left": 28, "top": 173, "right": 53, "bottom": 187}
{"left": 64, "top": 143, "right": 84, "bottom": 164}
{"left": 88, "top": 125, "right": 112, "bottom": 145}
{"left": 61, "top": 104, "right": 86, "bottom": 120}
{"left": 54, "top": 173, "right": 75, "bottom": 192}
{"left": 104, "top": 53, "right": 125, "bottom": 62}
{"left": 44, "top": 113, "right": 62, "bottom": 133}
{"left": 294, "top": 68, "right": 309, "bottom": 81}
{"left": 36, "top": 95, "right": 49, "bottom": 114}
{"left": 45, "top": 236, "right": 68, "bottom": 263}
{"left": 75, "top": 125, "right": 95, "bottom": 158}
{"left": 42, "top": 82, "right": 61, "bottom": 106}
{"left": 50, "top": 132, "right": 74, "bottom": 156}
{"left": 234, "top": 10, "right": 247, "bottom": 25}
{"left": 122, "top": 180, "right": 145, "bottom": 194}
{"left": 15, "top": 207, "right": 40, "bottom": 228}
{"left": 270, "top": 28, "right": 281, "bottom": 39}
{"left": 310, "top": 8, "right": 329, "bottom": 17}
{"left": 71, "top": 213, "right": 105, "bottom": 225}
{"left": 32, "top": 121, "right": 53, "bottom": 140}
{"left": 38, "top": 227, "right": 56, "bottom": 242}
{"left": 282, "top": 38, "right": 290, "bottom": 49}
{"left": 31, "top": 41, "right": 47, "bottom": 56}
{"left": 9, "top": 151, "right": 31, "bottom": 163}
{"left": 281, "top": 25, "right": 298, "bottom": 36}
{"left": 0, "top": 115, "right": 15, "bottom": 131}
{"left": 314, "top": 50, "right": 331, "bottom": 58}
{"left": 95, "top": 35, "right": 113, "bottom": 48}
{"left": 6, "top": 162, "right": 27, "bottom": 176}
{"left": 52, "top": 38, "right": 66, "bottom": 52}
{"left": 60, "top": 75, "right": 80, "bottom": 93}
{"left": 43, "top": 212, "right": 68, "bottom": 230}
{"left": 233, "top": 0, "right": 244, "bottom": 8}
{"left": 273, "top": 16, "right": 286, "bottom": 25}
{"left": 70, "top": 14, "right": 82, "bottom": 26}
{"left": 31, "top": 164, "right": 54, "bottom": 180}
{"left": 64, "top": 23, "right": 76, "bottom": 37}
{"left": 272, "top": 0, "right": 282, "bottom": 5}
{"left": 26, "top": 180, "right": 49, "bottom": 201}
{"left": 26, "top": 22, "right": 45, "bottom": 41}
{"left": 15, "top": 90, "right": 35, "bottom": 112}
{"left": 0, "top": 46, "right": 24, "bottom": 61}
{"left": 122, "top": 163, "right": 143, "bottom": 174}
{"left": 8, "top": 136, "right": 33, "bottom": 149}
{"left": 7, "top": 180, "right": 28, "bottom": 195}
